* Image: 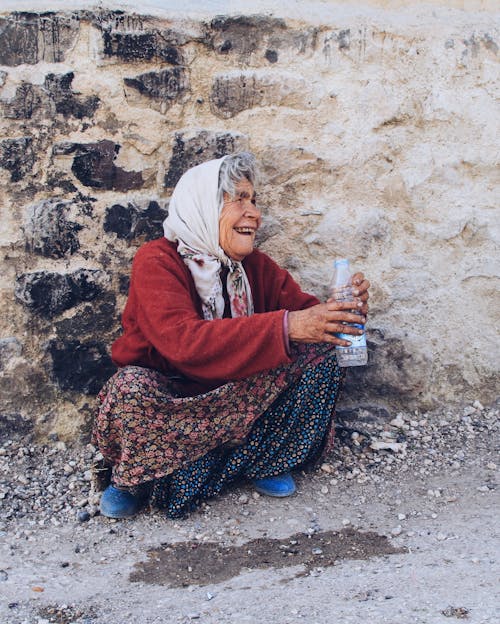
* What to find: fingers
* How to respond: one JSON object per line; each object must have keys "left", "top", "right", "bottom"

{"left": 288, "top": 303, "right": 367, "bottom": 345}
{"left": 326, "top": 321, "right": 365, "bottom": 336}
{"left": 322, "top": 333, "right": 352, "bottom": 347}
{"left": 326, "top": 299, "right": 364, "bottom": 311}
{"left": 352, "top": 279, "right": 370, "bottom": 296}
{"left": 325, "top": 304, "right": 366, "bottom": 322}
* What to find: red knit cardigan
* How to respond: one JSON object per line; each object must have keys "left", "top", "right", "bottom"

{"left": 112, "top": 238, "right": 319, "bottom": 393}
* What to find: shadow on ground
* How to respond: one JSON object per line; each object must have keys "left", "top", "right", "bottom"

{"left": 130, "top": 527, "right": 405, "bottom": 587}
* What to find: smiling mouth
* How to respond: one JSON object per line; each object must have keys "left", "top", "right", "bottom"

{"left": 234, "top": 227, "right": 255, "bottom": 235}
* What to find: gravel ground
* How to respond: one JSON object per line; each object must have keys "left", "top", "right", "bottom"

{"left": 0, "top": 400, "right": 498, "bottom": 623}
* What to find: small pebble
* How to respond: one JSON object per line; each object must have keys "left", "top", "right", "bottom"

{"left": 391, "top": 526, "right": 402, "bottom": 536}
{"left": 390, "top": 415, "right": 405, "bottom": 428}
{"left": 237, "top": 494, "right": 249, "bottom": 505}
{"left": 442, "top": 606, "right": 469, "bottom": 618}
{"left": 77, "top": 510, "right": 90, "bottom": 523}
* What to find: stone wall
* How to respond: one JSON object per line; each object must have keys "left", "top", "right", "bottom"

{"left": 0, "top": 4, "right": 498, "bottom": 440}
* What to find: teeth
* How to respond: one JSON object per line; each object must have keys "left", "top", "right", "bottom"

{"left": 235, "top": 227, "right": 254, "bottom": 234}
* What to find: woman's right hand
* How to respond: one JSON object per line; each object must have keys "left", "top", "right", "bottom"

{"left": 288, "top": 302, "right": 365, "bottom": 345}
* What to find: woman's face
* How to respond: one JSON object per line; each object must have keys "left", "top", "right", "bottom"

{"left": 219, "top": 178, "right": 261, "bottom": 261}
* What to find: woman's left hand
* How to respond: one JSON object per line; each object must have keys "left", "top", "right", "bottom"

{"left": 328, "top": 271, "right": 370, "bottom": 317}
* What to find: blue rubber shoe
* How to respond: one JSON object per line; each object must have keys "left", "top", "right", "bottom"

{"left": 253, "top": 474, "right": 296, "bottom": 497}
{"left": 99, "top": 484, "right": 149, "bottom": 519}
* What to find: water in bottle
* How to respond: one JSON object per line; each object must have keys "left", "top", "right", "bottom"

{"left": 330, "top": 258, "right": 368, "bottom": 367}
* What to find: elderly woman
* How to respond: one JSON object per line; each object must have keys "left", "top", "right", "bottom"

{"left": 94, "top": 152, "right": 369, "bottom": 519}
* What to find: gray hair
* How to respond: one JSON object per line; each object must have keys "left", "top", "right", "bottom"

{"left": 217, "top": 152, "right": 258, "bottom": 207}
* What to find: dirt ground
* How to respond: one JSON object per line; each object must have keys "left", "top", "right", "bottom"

{"left": 0, "top": 407, "right": 498, "bottom": 624}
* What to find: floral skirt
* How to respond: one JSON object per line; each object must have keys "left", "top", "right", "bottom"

{"left": 93, "top": 344, "right": 344, "bottom": 515}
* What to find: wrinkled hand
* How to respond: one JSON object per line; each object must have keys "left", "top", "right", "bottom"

{"left": 288, "top": 302, "right": 367, "bottom": 346}
{"left": 328, "top": 271, "right": 370, "bottom": 318}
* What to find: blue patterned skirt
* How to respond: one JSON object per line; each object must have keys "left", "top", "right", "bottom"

{"left": 152, "top": 347, "right": 344, "bottom": 518}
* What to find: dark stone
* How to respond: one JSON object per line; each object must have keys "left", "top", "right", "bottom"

{"left": 210, "top": 73, "right": 259, "bottom": 119}
{"left": 210, "top": 71, "right": 306, "bottom": 119}
{"left": 0, "top": 15, "right": 39, "bottom": 65}
{"left": 102, "top": 30, "right": 183, "bottom": 64}
{"left": 104, "top": 200, "right": 168, "bottom": 242}
{"left": 265, "top": 49, "right": 278, "bottom": 63}
{"left": 124, "top": 67, "right": 188, "bottom": 103}
{"left": 46, "top": 172, "right": 78, "bottom": 193}
{"left": 44, "top": 72, "right": 99, "bottom": 119}
{"left": 207, "top": 15, "right": 286, "bottom": 56}
{"left": 54, "top": 299, "right": 117, "bottom": 338}
{"left": 24, "top": 198, "right": 81, "bottom": 258}
{"left": 165, "top": 130, "right": 247, "bottom": 188}
{"left": 118, "top": 274, "right": 130, "bottom": 295}
{"left": 0, "top": 13, "right": 79, "bottom": 66}
{"left": 15, "top": 269, "right": 106, "bottom": 318}
{"left": 104, "top": 204, "right": 132, "bottom": 239}
{"left": 0, "top": 412, "right": 33, "bottom": 442}
{"left": 338, "top": 29, "right": 350, "bottom": 50}
{"left": 483, "top": 34, "right": 499, "bottom": 55}
{"left": 71, "top": 269, "right": 106, "bottom": 302}
{"left": 15, "top": 272, "right": 74, "bottom": 317}
{"left": 0, "top": 137, "right": 34, "bottom": 182}
{"left": 0, "top": 338, "right": 22, "bottom": 369}
{"left": 70, "top": 140, "right": 143, "bottom": 191}
{"left": 2, "top": 82, "right": 43, "bottom": 119}
{"left": 46, "top": 339, "right": 116, "bottom": 395}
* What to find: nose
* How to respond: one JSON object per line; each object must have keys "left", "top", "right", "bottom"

{"left": 243, "top": 200, "right": 261, "bottom": 217}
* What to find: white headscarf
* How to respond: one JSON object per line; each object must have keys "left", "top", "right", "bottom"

{"left": 163, "top": 157, "right": 254, "bottom": 320}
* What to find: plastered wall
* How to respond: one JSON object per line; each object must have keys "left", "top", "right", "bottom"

{"left": 0, "top": 3, "right": 498, "bottom": 439}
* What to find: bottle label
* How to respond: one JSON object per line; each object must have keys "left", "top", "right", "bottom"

{"left": 337, "top": 323, "right": 366, "bottom": 347}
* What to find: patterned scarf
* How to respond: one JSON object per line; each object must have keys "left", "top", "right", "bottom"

{"left": 163, "top": 157, "right": 254, "bottom": 320}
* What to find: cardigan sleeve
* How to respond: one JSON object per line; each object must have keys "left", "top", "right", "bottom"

{"left": 126, "top": 245, "right": 293, "bottom": 384}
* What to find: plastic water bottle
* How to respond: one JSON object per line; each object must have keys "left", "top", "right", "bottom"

{"left": 329, "top": 258, "right": 368, "bottom": 367}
